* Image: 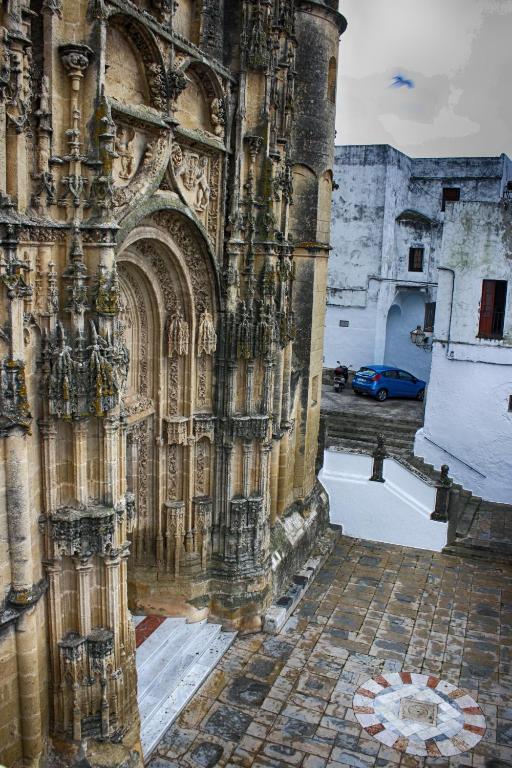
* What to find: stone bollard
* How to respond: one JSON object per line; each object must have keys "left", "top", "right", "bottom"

{"left": 432, "top": 464, "right": 452, "bottom": 521}
{"left": 370, "top": 433, "right": 386, "bottom": 482}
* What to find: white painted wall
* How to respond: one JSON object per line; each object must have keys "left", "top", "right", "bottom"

{"left": 384, "top": 292, "right": 432, "bottom": 381}
{"left": 320, "top": 450, "right": 445, "bottom": 551}
{"left": 325, "top": 146, "right": 512, "bottom": 378}
{"left": 416, "top": 201, "right": 512, "bottom": 503}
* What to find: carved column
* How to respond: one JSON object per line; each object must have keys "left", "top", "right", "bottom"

{"left": 103, "top": 416, "right": 119, "bottom": 507}
{"left": 40, "top": 420, "right": 58, "bottom": 513}
{"left": 74, "top": 557, "right": 93, "bottom": 636}
{"left": 246, "top": 361, "right": 255, "bottom": 413}
{"left": 184, "top": 438, "right": 195, "bottom": 554}
{"left": 6, "top": 428, "right": 33, "bottom": 596}
{"left": 242, "top": 440, "right": 253, "bottom": 499}
{"left": 269, "top": 440, "right": 280, "bottom": 525}
{"left": 15, "top": 608, "right": 44, "bottom": 765}
{"left": 45, "top": 562, "right": 64, "bottom": 731}
{"left": 72, "top": 419, "right": 89, "bottom": 505}
{"left": 104, "top": 554, "right": 121, "bottom": 648}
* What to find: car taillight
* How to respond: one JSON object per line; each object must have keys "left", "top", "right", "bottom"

{"left": 370, "top": 373, "right": 381, "bottom": 381}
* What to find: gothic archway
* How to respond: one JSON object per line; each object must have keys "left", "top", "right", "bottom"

{"left": 117, "top": 212, "right": 219, "bottom": 613}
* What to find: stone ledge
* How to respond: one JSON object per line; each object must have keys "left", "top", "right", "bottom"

{"left": 263, "top": 526, "right": 340, "bottom": 634}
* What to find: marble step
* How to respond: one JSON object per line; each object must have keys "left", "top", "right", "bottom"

{"left": 141, "top": 629, "right": 236, "bottom": 758}
{"left": 138, "top": 619, "right": 201, "bottom": 701}
{"left": 139, "top": 620, "right": 214, "bottom": 713}
{"left": 135, "top": 617, "right": 236, "bottom": 758}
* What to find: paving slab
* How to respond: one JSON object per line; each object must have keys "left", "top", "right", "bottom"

{"left": 152, "top": 536, "right": 512, "bottom": 767}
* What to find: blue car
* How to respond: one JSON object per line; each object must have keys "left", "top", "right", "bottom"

{"left": 352, "top": 365, "right": 426, "bottom": 402}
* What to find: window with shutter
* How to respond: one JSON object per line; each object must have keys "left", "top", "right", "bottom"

{"left": 408, "top": 247, "right": 424, "bottom": 272}
{"left": 478, "top": 280, "right": 507, "bottom": 339}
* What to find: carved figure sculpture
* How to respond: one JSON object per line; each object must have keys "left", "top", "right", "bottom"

{"left": 115, "top": 126, "right": 136, "bottom": 180}
{"left": 210, "top": 97, "right": 225, "bottom": 137}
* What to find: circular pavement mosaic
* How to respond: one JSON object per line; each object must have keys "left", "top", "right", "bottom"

{"left": 353, "top": 672, "right": 486, "bottom": 758}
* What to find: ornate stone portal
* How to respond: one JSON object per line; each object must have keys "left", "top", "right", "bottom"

{"left": 0, "top": 1, "right": 346, "bottom": 766}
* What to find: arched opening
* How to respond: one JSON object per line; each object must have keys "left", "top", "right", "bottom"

{"left": 105, "top": 24, "right": 150, "bottom": 108}
{"left": 176, "top": 68, "right": 213, "bottom": 133}
{"left": 384, "top": 292, "right": 432, "bottom": 382}
{"left": 116, "top": 212, "right": 219, "bottom": 613}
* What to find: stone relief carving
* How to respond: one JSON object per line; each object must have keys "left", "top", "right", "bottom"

{"left": 168, "top": 356, "right": 179, "bottom": 417}
{"left": 207, "top": 155, "right": 221, "bottom": 247}
{"left": 210, "top": 97, "right": 225, "bottom": 137}
{"left": 150, "top": 212, "right": 214, "bottom": 314}
{"left": 115, "top": 126, "right": 136, "bottom": 181}
{"left": 50, "top": 505, "right": 115, "bottom": 558}
{"left": 167, "top": 310, "right": 189, "bottom": 357}
{"left": 197, "top": 355, "right": 207, "bottom": 407}
{"left": 0, "top": 358, "right": 32, "bottom": 435}
{"left": 172, "top": 144, "right": 211, "bottom": 214}
{"left": 197, "top": 310, "right": 217, "bottom": 356}
{"left": 119, "top": 268, "right": 149, "bottom": 402}
{"left": 127, "top": 418, "right": 150, "bottom": 563}
{"left": 167, "top": 444, "right": 178, "bottom": 500}
{"left": 112, "top": 131, "right": 168, "bottom": 211}
{"left": 41, "top": 321, "right": 129, "bottom": 420}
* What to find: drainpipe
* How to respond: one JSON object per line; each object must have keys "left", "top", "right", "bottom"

{"left": 437, "top": 266, "right": 455, "bottom": 359}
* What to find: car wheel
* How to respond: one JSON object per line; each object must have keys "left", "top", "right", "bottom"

{"left": 376, "top": 388, "right": 388, "bottom": 402}
{"left": 416, "top": 388, "right": 425, "bottom": 401}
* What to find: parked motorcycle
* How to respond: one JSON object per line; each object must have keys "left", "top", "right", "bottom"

{"left": 333, "top": 361, "right": 349, "bottom": 392}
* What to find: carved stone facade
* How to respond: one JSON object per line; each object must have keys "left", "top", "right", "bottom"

{"left": 0, "top": 1, "right": 345, "bottom": 766}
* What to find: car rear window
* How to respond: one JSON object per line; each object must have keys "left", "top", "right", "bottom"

{"left": 357, "top": 368, "right": 376, "bottom": 376}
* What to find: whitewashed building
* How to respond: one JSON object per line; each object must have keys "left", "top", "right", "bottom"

{"left": 415, "top": 198, "right": 512, "bottom": 504}
{"left": 325, "top": 145, "right": 512, "bottom": 382}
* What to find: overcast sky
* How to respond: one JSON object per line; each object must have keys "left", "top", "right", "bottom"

{"left": 336, "top": 0, "right": 512, "bottom": 158}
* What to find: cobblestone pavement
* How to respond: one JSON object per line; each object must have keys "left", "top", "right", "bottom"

{"left": 149, "top": 536, "right": 512, "bottom": 768}
{"left": 321, "top": 384, "right": 425, "bottom": 421}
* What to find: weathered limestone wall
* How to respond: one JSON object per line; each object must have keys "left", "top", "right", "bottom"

{"left": 0, "top": 0, "right": 345, "bottom": 765}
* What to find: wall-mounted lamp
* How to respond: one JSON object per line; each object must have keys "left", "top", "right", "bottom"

{"left": 410, "top": 325, "right": 432, "bottom": 350}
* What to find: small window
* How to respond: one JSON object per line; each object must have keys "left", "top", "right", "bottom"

{"left": 327, "top": 57, "right": 337, "bottom": 103}
{"left": 478, "top": 280, "right": 507, "bottom": 339}
{"left": 441, "top": 187, "right": 460, "bottom": 212}
{"left": 509, "top": 395, "right": 512, "bottom": 412}
{"left": 424, "top": 302, "right": 436, "bottom": 332}
{"left": 339, "top": 319, "right": 349, "bottom": 328}
{"left": 408, "top": 247, "right": 424, "bottom": 272}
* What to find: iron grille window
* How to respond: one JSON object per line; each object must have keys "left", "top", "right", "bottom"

{"left": 441, "top": 187, "right": 460, "bottom": 212}
{"left": 424, "top": 302, "right": 436, "bottom": 332}
{"left": 408, "top": 247, "right": 424, "bottom": 272}
{"left": 478, "top": 280, "right": 507, "bottom": 339}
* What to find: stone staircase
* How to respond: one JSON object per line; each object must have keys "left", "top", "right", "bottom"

{"left": 402, "top": 454, "right": 512, "bottom": 561}
{"left": 323, "top": 408, "right": 423, "bottom": 455}
{"left": 321, "top": 409, "right": 512, "bottom": 561}
{"left": 134, "top": 616, "right": 236, "bottom": 758}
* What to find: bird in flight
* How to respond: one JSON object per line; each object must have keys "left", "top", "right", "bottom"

{"left": 390, "top": 74, "right": 415, "bottom": 89}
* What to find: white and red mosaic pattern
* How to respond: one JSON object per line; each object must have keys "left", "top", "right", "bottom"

{"left": 353, "top": 672, "right": 486, "bottom": 758}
